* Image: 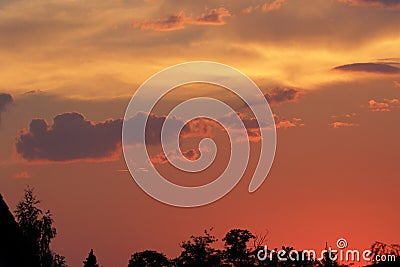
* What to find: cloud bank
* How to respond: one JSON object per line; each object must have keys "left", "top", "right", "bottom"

{"left": 339, "top": 0, "right": 400, "bottom": 8}
{"left": 16, "top": 109, "right": 303, "bottom": 162}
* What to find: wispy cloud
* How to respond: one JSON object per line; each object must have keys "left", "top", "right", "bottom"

{"left": 368, "top": 99, "right": 400, "bottom": 112}
{"left": 14, "top": 171, "right": 30, "bottom": 179}
{"left": 329, "top": 121, "right": 358, "bottom": 128}
{"left": 150, "top": 148, "right": 201, "bottom": 165}
{"left": 329, "top": 113, "right": 358, "bottom": 128}
{"left": 275, "top": 115, "right": 305, "bottom": 129}
{"left": 243, "top": 0, "right": 286, "bottom": 13}
{"left": 132, "top": 7, "right": 231, "bottom": 31}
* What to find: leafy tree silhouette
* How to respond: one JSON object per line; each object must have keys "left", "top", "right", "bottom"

{"left": 364, "top": 241, "right": 400, "bottom": 267}
{"left": 315, "top": 246, "right": 346, "bottom": 267}
{"left": 14, "top": 186, "right": 66, "bottom": 267}
{"left": 222, "top": 229, "right": 255, "bottom": 266}
{"left": 175, "top": 229, "right": 222, "bottom": 267}
{"left": 83, "top": 249, "right": 99, "bottom": 267}
{"left": 53, "top": 254, "right": 68, "bottom": 267}
{"left": 128, "top": 250, "right": 169, "bottom": 267}
{"left": 6, "top": 187, "right": 399, "bottom": 267}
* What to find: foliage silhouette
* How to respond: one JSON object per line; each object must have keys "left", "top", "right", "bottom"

{"left": 1, "top": 188, "right": 399, "bottom": 267}
{"left": 222, "top": 229, "right": 256, "bottom": 266}
{"left": 174, "top": 229, "right": 222, "bottom": 267}
{"left": 364, "top": 241, "right": 400, "bottom": 267}
{"left": 128, "top": 250, "right": 169, "bottom": 267}
{"left": 14, "top": 187, "right": 66, "bottom": 267}
{"left": 83, "top": 249, "right": 99, "bottom": 267}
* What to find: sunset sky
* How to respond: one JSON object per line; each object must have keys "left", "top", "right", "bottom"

{"left": 1, "top": 0, "right": 400, "bottom": 266}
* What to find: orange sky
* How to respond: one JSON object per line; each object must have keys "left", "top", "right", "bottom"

{"left": 0, "top": 0, "right": 400, "bottom": 266}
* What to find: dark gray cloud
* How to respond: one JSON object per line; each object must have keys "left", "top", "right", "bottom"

{"left": 16, "top": 112, "right": 123, "bottom": 162}
{"left": 15, "top": 108, "right": 304, "bottom": 162}
{"left": 0, "top": 93, "right": 13, "bottom": 124}
{"left": 15, "top": 111, "right": 203, "bottom": 162}
{"left": 333, "top": 63, "right": 400, "bottom": 74}
{"left": 123, "top": 112, "right": 186, "bottom": 145}
{"left": 0, "top": 93, "right": 13, "bottom": 112}
{"left": 264, "top": 88, "right": 303, "bottom": 105}
{"left": 340, "top": 0, "right": 400, "bottom": 8}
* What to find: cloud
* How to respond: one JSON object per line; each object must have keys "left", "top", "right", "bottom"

{"left": 329, "top": 121, "right": 358, "bottom": 128}
{"left": 196, "top": 7, "right": 232, "bottom": 25}
{"left": 148, "top": 112, "right": 303, "bottom": 165}
{"left": 0, "top": 93, "right": 13, "bottom": 112}
{"left": 14, "top": 111, "right": 215, "bottom": 162}
{"left": 123, "top": 113, "right": 213, "bottom": 146}
{"left": 132, "top": 7, "right": 231, "bottom": 31}
{"left": 180, "top": 118, "right": 215, "bottom": 139}
{"left": 264, "top": 87, "right": 303, "bottom": 106}
{"left": 243, "top": 0, "right": 286, "bottom": 13}
{"left": 150, "top": 148, "right": 201, "bottom": 165}
{"left": 15, "top": 112, "right": 123, "bottom": 162}
{"left": 132, "top": 13, "right": 187, "bottom": 31}
{"left": 274, "top": 115, "right": 305, "bottom": 129}
{"left": 0, "top": 93, "right": 13, "bottom": 124}
{"left": 262, "top": 0, "right": 286, "bottom": 11}
{"left": 15, "top": 108, "right": 304, "bottom": 163}
{"left": 219, "top": 112, "right": 303, "bottom": 142}
{"left": 339, "top": 0, "right": 400, "bottom": 8}
{"left": 124, "top": 112, "right": 180, "bottom": 145}
{"left": 330, "top": 112, "right": 357, "bottom": 119}
{"left": 333, "top": 63, "right": 400, "bottom": 74}
{"left": 368, "top": 98, "right": 400, "bottom": 112}
{"left": 329, "top": 113, "right": 358, "bottom": 128}
{"left": 14, "top": 171, "right": 30, "bottom": 179}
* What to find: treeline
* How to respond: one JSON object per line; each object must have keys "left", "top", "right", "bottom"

{"left": 9, "top": 187, "right": 400, "bottom": 267}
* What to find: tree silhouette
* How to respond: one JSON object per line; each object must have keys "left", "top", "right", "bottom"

{"left": 175, "top": 229, "right": 222, "bottom": 267}
{"left": 53, "top": 254, "right": 68, "bottom": 267}
{"left": 223, "top": 229, "right": 255, "bottom": 266}
{"left": 14, "top": 187, "right": 66, "bottom": 267}
{"left": 83, "top": 249, "right": 99, "bottom": 267}
{"left": 128, "top": 250, "right": 169, "bottom": 267}
{"left": 314, "top": 245, "right": 345, "bottom": 267}
{"left": 365, "top": 241, "right": 400, "bottom": 267}
{"left": 4, "top": 188, "right": 398, "bottom": 267}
